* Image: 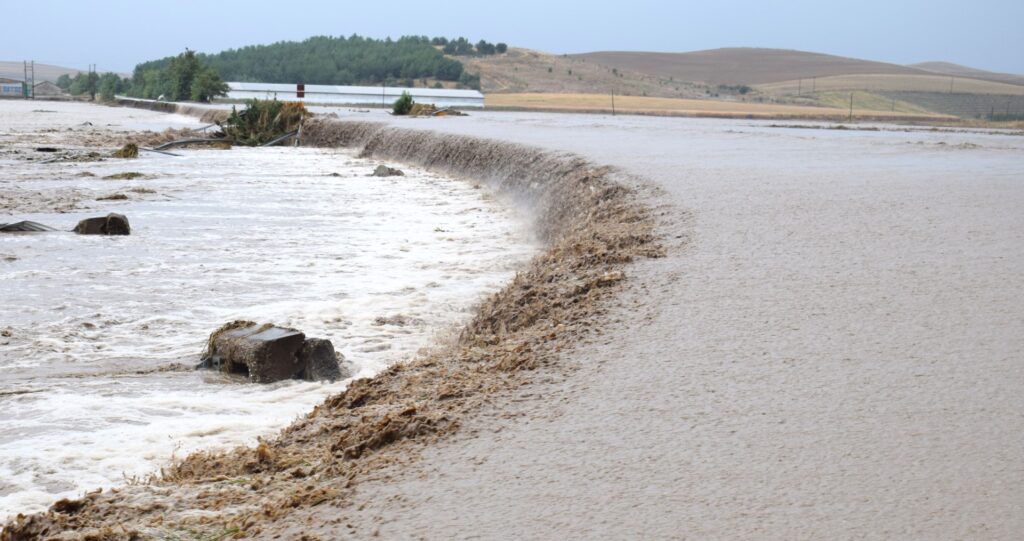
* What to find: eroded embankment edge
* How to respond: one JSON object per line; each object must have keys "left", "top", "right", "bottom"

{"left": 2, "top": 110, "right": 662, "bottom": 540}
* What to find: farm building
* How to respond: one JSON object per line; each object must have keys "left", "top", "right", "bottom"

{"left": 0, "top": 77, "right": 25, "bottom": 97}
{"left": 224, "top": 82, "right": 484, "bottom": 108}
{"left": 33, "top": 81, "right": 65, "bottom": 97}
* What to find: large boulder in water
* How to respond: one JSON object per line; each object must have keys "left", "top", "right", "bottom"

{"left": 74, "top": 213, "right": 130, "bottom": 235}
{"left": 199, "top": 321, "right": 347, "bottom": 383}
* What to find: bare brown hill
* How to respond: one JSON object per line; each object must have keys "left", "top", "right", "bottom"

{"left": 909, "top": 61, "right": 1024, "bottom": 87}
{"left": 0, "top": 61, "right": 85, "bottom": 83}
{"left": 458, "top": 48, "right": 712, "bottom": 98}
{"left": 569, "top": 48, "right": 928, "bottom": 86}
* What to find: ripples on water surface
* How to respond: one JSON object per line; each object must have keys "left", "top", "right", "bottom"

{"left": 0, "top": 147, "right": 535, "bottom": 518}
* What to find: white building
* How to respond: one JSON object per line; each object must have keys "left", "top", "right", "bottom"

{"left": 0, "top": 78, "right": 24, "bottom": 97}
{"left": 224, "top": 82, "right": 484, "bottom": 108}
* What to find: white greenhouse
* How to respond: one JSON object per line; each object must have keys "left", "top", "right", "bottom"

{"left": 224, "top": 82, "right": 484, "bottom": 108}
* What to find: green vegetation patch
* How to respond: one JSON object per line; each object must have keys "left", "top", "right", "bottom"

{"left": 218, "top": 99, "right": 309, "bottom": 146}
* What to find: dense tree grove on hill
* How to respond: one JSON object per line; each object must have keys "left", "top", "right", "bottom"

{"left": 133, "top": 35, "right": 468, "bottom": 87}
{"left": 441, "top": 37, "right": 508, "bottom": 56}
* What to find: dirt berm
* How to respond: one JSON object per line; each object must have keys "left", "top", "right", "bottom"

{"left": 1, "top": 117, "right": 662, "bottom": 540}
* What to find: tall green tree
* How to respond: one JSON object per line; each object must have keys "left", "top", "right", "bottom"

{"left": 190, "top": 66, "right": 229, "bottom": 102}
{"left": 98, "top": 73, "right": 121, "bottom": 101}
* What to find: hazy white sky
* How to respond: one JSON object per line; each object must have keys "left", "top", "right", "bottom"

{"left": 5, "top": 0, "right": 1023, "bottom": 74}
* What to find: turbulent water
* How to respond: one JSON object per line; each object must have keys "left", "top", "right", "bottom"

{"left": 0, "top": 144, "right": 535, "bottom": 518}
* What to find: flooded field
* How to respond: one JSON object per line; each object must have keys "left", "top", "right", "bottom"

{"left": 0, "top": 102, "right": 535, "bottom": 518}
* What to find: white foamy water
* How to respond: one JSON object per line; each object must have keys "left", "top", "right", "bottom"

{"left": 0, "top": 146, "right": 535, "bottom": 519}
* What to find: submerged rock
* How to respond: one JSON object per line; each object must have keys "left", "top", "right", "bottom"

{"left": 199, "top": 321, "right": 346, "bottom": 383}
{"left": 372, "top": 165, "right": 404, "bottom": 177}
{"left": 74, "top": 213, "right": 130, "bottom": 235}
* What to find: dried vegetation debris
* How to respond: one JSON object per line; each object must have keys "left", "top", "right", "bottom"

{"left": 1, "top": 118, "right": 662, "bottom": 540}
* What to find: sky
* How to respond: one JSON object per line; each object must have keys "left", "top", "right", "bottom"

{"left": 4, "top": 0, "right": 1023, "bottom": 74}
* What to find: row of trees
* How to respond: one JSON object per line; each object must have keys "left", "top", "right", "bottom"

{"left": 56, "top": 72, "right": 132, "bottom": 101}
{"left": 55, "top": 50, "right": 228, "bottom": 102}
{"left": 133, "top": 35, "right": 469, "bottom": 88}
{"left": 54, "top": 33, "right": 498, "bottom": 103}
{"left": 436, "top": 37, "right": 508, "bottom": 56}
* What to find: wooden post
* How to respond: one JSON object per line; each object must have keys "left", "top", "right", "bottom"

{"left": 849, "top": 92, "right": 854, "bottom": 122}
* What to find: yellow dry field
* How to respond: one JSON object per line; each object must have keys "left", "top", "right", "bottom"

{"left": 485, "top": 93, "right": 952, "bottom": 119}
{"left": 759, "top": 74, "right": 1024, "bottom": 96}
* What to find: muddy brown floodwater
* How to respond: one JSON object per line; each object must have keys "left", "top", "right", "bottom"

{"left": 275, "top": 112, "right": 1024, "bottom": 540}
{"left": 4, "top": 104, "right": 1024, "bottom": 540}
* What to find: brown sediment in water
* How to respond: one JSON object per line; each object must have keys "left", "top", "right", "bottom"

{"left": 1, "top": 117, "right": 661, "bottom": 540}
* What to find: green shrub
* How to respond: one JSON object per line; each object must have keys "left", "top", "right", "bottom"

{"left": 392, "top": 91, "right": 414, "bottom": 115}
{"left": 218, "top": 99, "right": 308, "bottom": 145}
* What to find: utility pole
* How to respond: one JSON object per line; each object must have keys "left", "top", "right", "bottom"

{"left": 848, "top": 92, "right": 854, "bottom": 122}
{"left": 611, "top": 89, "right": 615, "bottom": 116}
{"left": 23, "top": 61, "right": 35, "bottom": 99}
{"left": 88, "top": 64, "right": 97, "bottom": 101}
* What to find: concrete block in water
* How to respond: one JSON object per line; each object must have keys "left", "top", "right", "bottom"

{"left": 201, "top": 322, "right": 346, "bottom": 383}
{"left": 74, "top": 213, "right": 130, "bottom": 235}
{"left": 299, "top": 338, "right": 348, "bottom": 381}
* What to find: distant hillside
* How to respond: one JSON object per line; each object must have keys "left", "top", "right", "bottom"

{"left": 569, "top": 48, "right": 927, "bottom": 86}
{"left": 0, "top": 61, "right": 84, "bottom": 83}
{"left": 909, "top": 61, "right": 1024, "bottom": 87}
{"left": 459, "top": 48, "right": 713, "bottom": 98}
{"left": 758, "top": 73, "right": 1024, "bottom": 96}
